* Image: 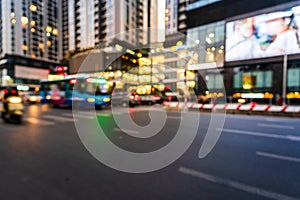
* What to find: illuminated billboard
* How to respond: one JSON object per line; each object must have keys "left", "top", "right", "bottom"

{"left": 225, "top": 4, "right": 300, "bottom": 62}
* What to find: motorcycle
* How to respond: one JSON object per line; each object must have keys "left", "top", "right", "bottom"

{"left": 0, "top": 96, "right": 24, "bottom": 123}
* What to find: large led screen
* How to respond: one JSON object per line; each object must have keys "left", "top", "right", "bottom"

{"left": 225, "top": 5, "right": 300, "bottom": 62}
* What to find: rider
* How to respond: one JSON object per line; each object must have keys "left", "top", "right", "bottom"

{"left": 2, "top": 89, "right": 17, "bottom": 113}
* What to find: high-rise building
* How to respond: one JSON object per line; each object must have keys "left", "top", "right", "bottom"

{"left": 69, "top": 0, "right": 148, "bottom": 52}
{"left": 61, "top": 0, "right": 69, "bottom": 60}
{"left": 69, "top": 0, "right": 168, "bottom": 74}
{"left": 165, "top": 0, "right": 178, "bottom": 36}
{"left": 148, "top": 0, "right": 166, "bottom": 44}
{"left": 0, "top": 0, "right": 63, "bottom": 61}
{"left": 0, "top": 0, "right": 64, "bottom": 87}
{"left": 164, "top": 0, "right": 187, "bottom": 47}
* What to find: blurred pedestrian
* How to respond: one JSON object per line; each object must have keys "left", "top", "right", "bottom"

{"left": 276, "top": 94, "right": 283, "bottom": 106}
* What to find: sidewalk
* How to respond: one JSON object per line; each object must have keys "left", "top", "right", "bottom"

{"left": 163, "top": 102, "right": 300, "bottom": 117}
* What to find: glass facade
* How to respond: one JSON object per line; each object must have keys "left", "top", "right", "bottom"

{"left": 233, "top": 69, "right": 273, "bottom": 90}
{"left": 187, "top": 0, "right": 222, "bottom": 11}
{"left": 187, "top": 21, "right": 225, "bottom": 67}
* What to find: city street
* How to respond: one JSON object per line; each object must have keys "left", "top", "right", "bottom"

{"left": 0, "top": 104, "right": 300, "bottom": 200}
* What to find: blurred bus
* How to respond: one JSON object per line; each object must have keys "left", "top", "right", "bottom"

{"left": 40, "top": 75, "right": 111, "bottom": 109}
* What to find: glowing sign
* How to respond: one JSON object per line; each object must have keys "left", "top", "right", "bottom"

{"left": 86, "top": 78, "right": 107, "bottom": 84}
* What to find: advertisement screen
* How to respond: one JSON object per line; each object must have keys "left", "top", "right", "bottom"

{"left": 225, "top": 5, "right": 300, "bottom": 62}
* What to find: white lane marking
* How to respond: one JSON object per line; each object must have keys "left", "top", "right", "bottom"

{"left": 223, "top": 115, "right": 300, "bottom": 123}
{"left": 43, "top": 115, "right": 74, "bottom": 122}
{"left": 113, "top": 128, "right": 139, "bottom": 134}
{"left": 256, "top": 152, "right": 300, "bottom": 163}
{"left": 178, "top": 167, "right": 300, "bottom": 200}
{"left": 257, "top": 123, "right": 295, "bottom": 130}
{"left": 62, "top": 113, "right": 94, "bottom": 119}
{"left": 220, "top": 128, "right": 300, "bottom": 142}
{"left": 25, "top": 117, "right": 55, "bottom": 126}
{"left": 265, "top": 118, "right": 300, "bottom": 123}
{"left": 62, "top": 113, "right": 75, "bottom": 117}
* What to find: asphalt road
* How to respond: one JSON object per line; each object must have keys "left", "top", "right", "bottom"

{"left": 0, "top": 104, "right": 300, "bottom": 200}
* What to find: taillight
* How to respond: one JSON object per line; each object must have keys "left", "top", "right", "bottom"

{"left": 70, "top": 79, "right": 77, "bottom": 84}
{"left": 152, "top": 94, "right": 160, "bottom": 100}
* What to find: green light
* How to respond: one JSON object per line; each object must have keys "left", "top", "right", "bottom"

{"left": 86, "top": 78, "right": 107, "bottom": 84}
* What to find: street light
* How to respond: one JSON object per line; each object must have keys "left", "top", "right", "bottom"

{"left": 282, "top": 54, "right": 288, "bottom": 106}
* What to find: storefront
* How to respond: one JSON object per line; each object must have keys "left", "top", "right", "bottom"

{"left": 0, "top": 54, "right": 62, "bottom": 91}
{"left": 185, "top": 1, "right": 300, "bottom": 104}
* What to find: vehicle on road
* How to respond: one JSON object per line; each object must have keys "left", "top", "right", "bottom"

{"left": 0, "top": 91, "right": 24, "bottom": 123}
{"left": 40, "top": 75, "right": 111, "bottom": 109}
{"left": 21, "top": 92, "right": 42, "bottom": 104}
{"left": 138, "top": 86, "right": 178, "bottom": 105}
{"left": 111, "top": 90, "right": 140, "bottom": 107}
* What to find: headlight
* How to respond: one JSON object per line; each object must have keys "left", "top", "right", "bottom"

{"left": 103, "top": 97, "right": 111, "bottom": 102}
{"left": 9, "top": 97, "right": 22, "bottom": 104}
{"left": 87, "top": 98, "right": 95, "bottom": 103}
{"left": 29, "top": 96, "right": 38, "bottom": 101}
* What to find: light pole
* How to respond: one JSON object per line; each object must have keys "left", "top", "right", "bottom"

{"left": 282, "top": 54, "right": 288, "bottom": 105}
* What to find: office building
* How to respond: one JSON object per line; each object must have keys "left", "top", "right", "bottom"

{"left": 0, "top": 0, "right": 65, "bottom": 87}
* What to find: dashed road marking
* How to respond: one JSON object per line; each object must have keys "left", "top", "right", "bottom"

{"left": 43, "top": 115, "right": 74, "bottom": 122}
{"left": 25, "top": 117, "right": 56, "bottom": 126}
{"left": 256, "top": 151, "right": 300, "bottom": 163}
{"left": 257, "top": 123, "right": 295, "bottom": 130}
{"left": 220, "top": 128, "right": 300, "bottom": 142}
{"left": 178, "top": 167, "right": 300, "bottom": 200}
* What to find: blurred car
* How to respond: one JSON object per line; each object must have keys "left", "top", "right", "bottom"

{"left": 164, "top": 88, "right": 178, "bottom": 102}
{"left": 139, "top": 93, "right": 161, "bottom": 105}
{"left": 139, "top": 89, "right": 178, "bottom": 105}
{"left": 21, "top": 92, "right": 41, "bottom": 104}
{"left": 111, "top": 90, "right": 140, "bottom": 107}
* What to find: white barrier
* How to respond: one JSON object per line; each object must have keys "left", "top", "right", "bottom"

{"left": 186, "top": 102, "right": 194, "bottom": 108}
{"left": 238, "top": 104, "right": 254, "bottom": 111}
{"left": 268, "top": 106, "right": 287, "bottom": 112}
{"left": 225, "top": 103, "right": 240, "bottom": 110}
{"left": 169, "top": 102, "right": 179, "bottom": 108}
{"left": 162, "top": 102, "right": 300, "bottom": 115}
{"left": 214, "top": 104, "right": 226, "bottom": 110}
{"left": 202, "top": 104, "right": 215, "bottom": 109}
{"left": 252, "top": 105, "right": 270, "bottom": 112}
{"left": 192, "top": 104, "right": 202, "bottom": 109}
{"left": 283, "top": 106, "right": 300, "bottom": 113}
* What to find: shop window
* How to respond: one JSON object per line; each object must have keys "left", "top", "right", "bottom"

{"left": 234, "top": 74, "right": 242, "bottom": 89}
{"left": 206, "top": 74, "right": 223, "bottom": 89}
{"left": 288, "top": 68, "right": 300, "bottom": 87}
{"left": 234, "top": 70, "right": 273, "bottom": 89}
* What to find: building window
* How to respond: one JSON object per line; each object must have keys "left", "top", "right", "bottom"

{"left": 187, "top": 0, "right": 222, "bottom": 11}
{"left": 288, "top": 68, "right": 300, "bottom": 87}
{"left": 187, "top": 21, "right": 225, "bottom": 67}
{"left": 234, "top": 69, "right": 273, "bottom": 90}
{"left": 206, "top": 73, "right": 224, "bottom": 89}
